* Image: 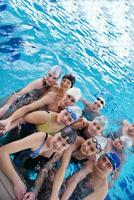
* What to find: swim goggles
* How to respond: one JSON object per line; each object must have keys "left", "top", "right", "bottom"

{"left": 66, "top": 107, "right": 77, "bottom": 121}
{"left": 92, "top": 137, "right": 102, "bottom": 152}
{"left": 97, "top": 97, "right": 104, "bottom": 105}
{"left": 104, "top": 153, "right": 118, "bottom": 171}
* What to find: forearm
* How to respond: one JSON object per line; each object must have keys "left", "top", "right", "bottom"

{"left": 50, "top": 150, "right": 73, "bottom": 200}
{"left": 32, "top": 170, "right": 46, "bottom": 197}
{"left": 61, "top": 180, "right": 77, "bottom": 200}
{"left": 33, "top": 154, "right": 61, "bottom": 197}
{"left": 50, "top": 165, "right": 66, "bottom": 200}
{"left": 7, "top": 118, "right": 23, "bottom": 132}
{"left": 7, "top": 105, "right": 31, "bottom": 123}
{"left": 0, "top": 152, "right": 22, "bottom": 184}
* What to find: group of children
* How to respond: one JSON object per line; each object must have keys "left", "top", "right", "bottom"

{"left": 0, "top": 65, "right": 133, "bottom": 200}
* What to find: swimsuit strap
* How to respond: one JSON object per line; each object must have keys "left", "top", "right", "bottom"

{"left": 30, "top": 133, "right": 48, "bottom": 158}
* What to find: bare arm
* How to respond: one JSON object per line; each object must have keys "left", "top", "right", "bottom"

{"left": 0, "top": 132, "right": 46, "bottom": 184}
{"left": 31, "top": 153, "right": 62, "bottom": 198}
{"left": 2, "top": 92, "right": 55, "bottom": 125}
{"left": 61, "top": 165, "right": 91, "bottom": 200}
{"left": 50, "top": 144, "right": 78, "bottom": 200}
{"left": 0, "top": 110, "right": 50, "bottom": 134}
{"left": 5, "top": 78, "right": 43, "bottom": 106}
{"left": 23, "top": 110, "right": 50, "bottom": 125}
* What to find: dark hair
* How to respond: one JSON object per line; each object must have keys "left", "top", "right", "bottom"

{"left": 61, "top": 126, "right": 77, "bottom": 144}
{"left": 62, "top": 74, "right": 76, "bottom": 87}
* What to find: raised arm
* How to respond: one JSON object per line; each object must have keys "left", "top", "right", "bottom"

{"left": 24, "top": 153, "right": 62, "bottom": 200}
{"left": 50, "top": 144, "right": 77, "bottom": 200}
{"left": 0, "top": 132, "right": 46, "bottom": 199}
{"left": 61, "top": 165, "right": 90, "bottom": 200}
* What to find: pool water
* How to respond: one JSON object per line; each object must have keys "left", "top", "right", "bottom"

{"left": 0, "top": 0, "right": 134, "bottom": 199}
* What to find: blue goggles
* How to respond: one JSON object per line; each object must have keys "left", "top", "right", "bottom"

{"left": 105, "top": 153, "right": 120, "bottom": 171}
{"left": 66, "top": 107, "right": 77, "bottom": 121}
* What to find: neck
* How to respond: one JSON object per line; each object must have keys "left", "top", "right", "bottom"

{"left": 93, "top": 166, "right": 107, "bottom": 180}
{"left": 59, "top": 86, "right": 66, "bottom": 93}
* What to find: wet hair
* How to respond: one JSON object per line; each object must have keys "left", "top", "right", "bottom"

{"left": 61, "top": 126, "right": 77, "bottom": 144}
{"left": 62, "top": 74, "right": 76, "bottom": 87}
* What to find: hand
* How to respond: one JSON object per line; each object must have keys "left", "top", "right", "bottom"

{"left": 13, "top": 180, "right": 27, "bottom": 200}
{"left": 23, "top": 192, "right": 36, "bottom": 200}
{"left": 73, "top": 118, "right": 87, "bottom": 130}
{"left": 0, "top": 119, "right": 11, "bottom": 134}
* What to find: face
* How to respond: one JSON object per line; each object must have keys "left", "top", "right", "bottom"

{"left": 127, "top": 124, "right": 134, "bottom": 136}
{"left": 48, "top": 132, "right": 71, "bottom": 153}
{"left": 60, "top": 94, "right": 75, "bottom": 108}
{"left": 60, "top": 78, "right": 72, "bottom": 90}
{"left": 57, "top": 109, "right": 75, "bottom": 126}
{"left": 80, "top": 138, "right": 98, "bottom": 156}
{"left": 86, "top": 121, "right": 104, "bottom": 137}
{"left": 45, "top": 72, "right": 58, "bottom": 86}
{"left": 96, "top": 156, "right": 113, "bottom": 175}
{"left": 113, "top": 139, "right": 124, "bottom": 151}
{"left": 92, "top": 100, "right": 103, "bottom": 111}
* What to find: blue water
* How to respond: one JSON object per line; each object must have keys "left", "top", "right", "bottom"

{"left": 0, "top": 0, "right": 134, "bottom": 199}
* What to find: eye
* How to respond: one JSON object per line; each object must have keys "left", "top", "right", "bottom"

{"left": 68, "top": 117, "right": 72, "bottom": 122}
{"left": 62, "top": 143, "right": 66, "bottom": 147}
{"left": 71, "top": 98, "right": 75, "bottom": 103}
{"left": 87, "top": 141, "right": 91, "bottom": 145}
{"left": 90, "top": 147, "right": 95, "bottom": 152}
{"left": 107, "top": 162, "right": 112, "bottom": 168}
{"left": 67, "top": 95, "right": 71, "bottom": 99}
{"left": 58, "top": 137, "right": 62, "bottom": 141}
{"left": 97, "top": 104, "right": 101, "bottom": 108}
{"left": 65, "top": 112, "right": 68, "bottom": 116}
{"left": 102, "top": 157, "right": 107, "bottom": 162}
{"left": 97, "top": 126, "right": 101, "bottom": 130}
{"left": 48, "top": 74, "right": 52, "bottom": 77}
{"left": 93, "top": 122, "right": 97, "bottom": 126}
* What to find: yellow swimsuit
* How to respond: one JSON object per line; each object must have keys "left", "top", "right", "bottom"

{"left": 37, "top": 113, "right": 59, "bottom": 135}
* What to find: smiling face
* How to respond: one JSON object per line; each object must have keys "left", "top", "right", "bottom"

{"left": 60, "top": 94, "right": 75, "bottom": 108}
{"left": 92, "top": 100, "right": 103, "bottom": 112}
{"left": 48, "top": 132, "right": 71, "bottom": 153}
{"left": 60, "top": 78, "right": 72, "bottom": 90}
{"left": 113, "top": 138, "right": 124, "bottom": 151}
{"left": 95, "top": 155, "right": 113, "bottom": 176}
{"left": 57, "top": 109, "right": 75, "bottom": 126}
{"left": 85, "top": 121, "right": 104, "bottom": 138}
{"left": 80, "top": 138, "right": 98, "bottom": 156}
{"left": 45, "top": 72, "right": 58, "bottom": 86}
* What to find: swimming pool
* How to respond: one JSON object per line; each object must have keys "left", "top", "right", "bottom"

{"left": 0, "top": 0, "right": 134, "bottom": 199}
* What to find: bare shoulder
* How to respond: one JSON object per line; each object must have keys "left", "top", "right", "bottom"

{"left": 47, "top": 91, "right": 57, "bottom": 98}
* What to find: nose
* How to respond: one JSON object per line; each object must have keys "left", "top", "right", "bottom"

{"left": 55, "top": 142, "right": 61, "bottom": 150}
{"left": 102, "top": 160, "right": 108, "bottom": 168}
